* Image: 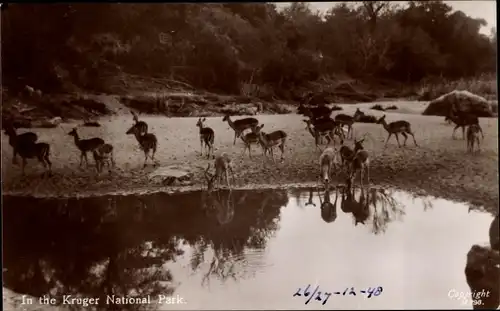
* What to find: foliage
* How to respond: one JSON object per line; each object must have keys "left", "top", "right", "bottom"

{"left": 2, "top": 2, "right": 496, "bottom": 98}
{"left": 417, "top": 74, "right": 498, "bottom": 101}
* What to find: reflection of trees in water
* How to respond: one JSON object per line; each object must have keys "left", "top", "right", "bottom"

{"left": 293, "top": 185, "right": 407, "bottom": 233}
{"left": 410, "top": 193, "right": 434, "bottom": 211}
{"left": 3, "top": 189, "right": 287, "bottom": 310}
{"left": 366, "top": 188, "right": 406, "bottom": 235}
{"left": 4, "top": 196, "right": 179, "bottom": 311}
{"left": 194, "top": 189, "right": 287, "bottom": 287}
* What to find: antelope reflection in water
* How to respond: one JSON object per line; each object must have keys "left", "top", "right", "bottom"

{"left": 318, "top": 187, "right": 339, "bottom": 223}
{"left": 340, "top": 184, "right": 406, "bottom": 235}
{"left": 303, "top": 187, "right": 338, "bottom": 223}
{"left": 201, "top": 188, "right": 235, "bottom": 226}
{"left": 305, "top": 187, "right": 316, "bottom": 207}
{"left": 202, "top": 164, "right": 235, "bottom": 226}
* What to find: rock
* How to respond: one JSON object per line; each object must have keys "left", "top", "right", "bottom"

{"left": 423, "top": 90, "right": 494, "bottom": 117}
{"left": 464, "top": 244, "right": 500, "bottom": 309}
{"left": 31, "top": 117, "right": 62, "bottom": 128}
{"left": 148, "top": 166, "right": 193, "bottom": 186}
{"left": 49, "top": 116, "right": 62, "bottom": 125}
{"left": 24, "top": 85, "right": 35, "bottom": 95}
{"left": 490, "top": 215, "right": 499, "bottom": 251}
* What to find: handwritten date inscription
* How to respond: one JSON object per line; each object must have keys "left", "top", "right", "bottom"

{"left": 293, "top": 284, "right": 383, "bottom": 305}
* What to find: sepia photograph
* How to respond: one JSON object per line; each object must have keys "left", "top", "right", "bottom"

{"left": 1, "top": 1, "right": 498, "bottom": 310}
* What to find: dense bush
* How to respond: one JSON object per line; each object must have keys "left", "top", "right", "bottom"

{"left": 2, "top": 2, "right": 496, "bottom": 98}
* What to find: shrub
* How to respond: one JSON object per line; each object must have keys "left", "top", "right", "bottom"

{"left": 331, "top": 105, "right": 343, "bottom": 111}
{"left": 418, "top": 75, "right": 497, "bottom": 101}
{"left": 385, "top": 105, "right": 398, "bottom": 110}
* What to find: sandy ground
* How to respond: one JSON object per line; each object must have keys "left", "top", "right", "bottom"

{"left": 2, "top": 102, "right": 498, "bottom": 214}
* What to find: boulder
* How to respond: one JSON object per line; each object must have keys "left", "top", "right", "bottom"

{"left": 464, "top": 244, "right": 500, "bottom": 309}
{"left": 148, "top": 166, "right": 193, "bottom": 186}
{"left": 490, "top": 215, "right": 499, "bottom": 251}
{"left": 240, "top": 106, "right": 258, "bottom": 115}
{"left": 423, "top": 90, "right": 494, "bottom": 117}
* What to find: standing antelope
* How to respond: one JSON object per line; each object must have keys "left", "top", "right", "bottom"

{"left": 319, "top": 147, "right": 339, "bottom": 187}
{"left": 334, "top": 109, "right": 363, "bottom": 140}
{"left": 67, "top": 128, "right": 105, "bottom": 168}
{"left": 303, "top": 119, "right": 337, "bottom": 150}
{"left": 126, "top": 123, "right": 158, "bottom": 168}
{"left": 319, "top": 187, "right": 339, "bottom": 223}
{"left": 338, "top": 140, "right": 355, "bottom": 171}
{"left": 298, "top": 104, "right": 333, "bottom": 121}
{"left": 466, "top": 124, "right": 482, "bottom": 153}
{"left": 240, "top": 132, "right": 266, "bottom": 159}
{"left": 349, "top": 137, "right": 370, "bottom": 186}
{"left": 196, "top": 117, "right": 215, "bottom": 159}
{"left": 4, "top": 129, "right": 52, "bottom": 176}
{"left": 376, "top": 114, "right": 418, "bottom": 147}
{"left": 251, "top": 124, "right": 287, "bottom": 163}
{"left": 446, "top": 112, "right": 484, "bottom": 140}
{"left": 92, "top": 143, "right": 115, "bottom": 174}
{"left": 131, "top": 111, "right": 148, "bottom": 136}
{"left": 3, "top": 125, "right": 38, "bottom": 164}
{"left": 222, "top": 114, "right": 259, "bottom": 145}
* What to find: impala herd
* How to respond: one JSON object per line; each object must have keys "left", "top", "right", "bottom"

{"left": 2, "top": 100, "right": 485, "bottom": 191}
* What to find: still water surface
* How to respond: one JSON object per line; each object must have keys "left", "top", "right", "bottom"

{"left": 3, "top": 186, "right": 493, "bottom": 310}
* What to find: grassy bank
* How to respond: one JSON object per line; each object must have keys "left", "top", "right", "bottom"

{"left": 2, "top": 102, "right": 498, "bottom": 215}
{"left": 416, "top": 74, "right": 498, "bottom": 101}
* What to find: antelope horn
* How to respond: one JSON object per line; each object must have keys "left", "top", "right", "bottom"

{"left": 131, "top": 111, "right": 139, "bottom": 122}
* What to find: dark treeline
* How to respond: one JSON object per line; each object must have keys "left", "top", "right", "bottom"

{"left": 2, "top": 1, "right": 496, "bottom": 97}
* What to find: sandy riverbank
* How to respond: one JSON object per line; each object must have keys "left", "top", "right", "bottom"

{"left": 2, "top": 103, "right": 498, "bottom": 214}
